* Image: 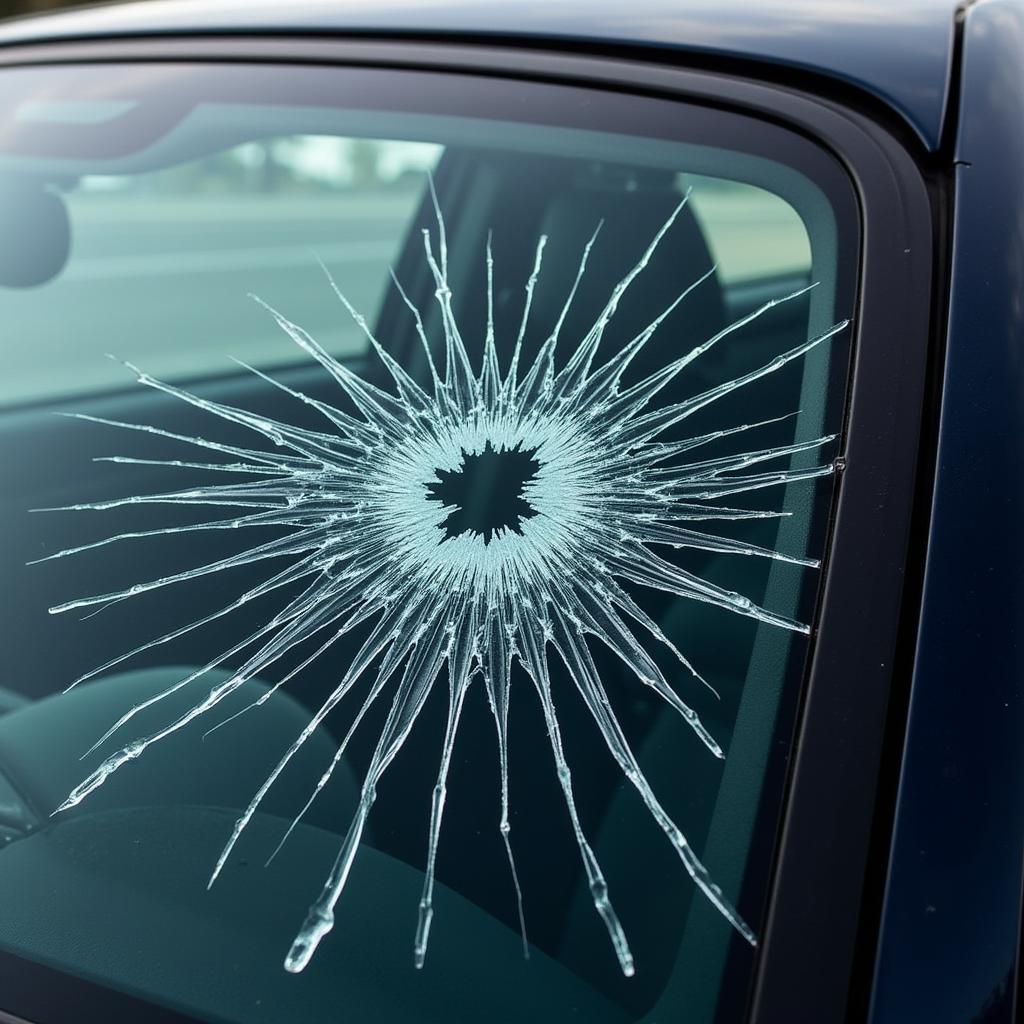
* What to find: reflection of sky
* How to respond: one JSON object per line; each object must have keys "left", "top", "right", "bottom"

{"left": 282, "top": 137, "right": 441, "bottom": 185}
{"left": 0, "top": 0, "right": 958, "bottom": 147}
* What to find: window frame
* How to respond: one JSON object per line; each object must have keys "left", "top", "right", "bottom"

{"left": 0, "top": 36, "right": 938, "bottom": 1024}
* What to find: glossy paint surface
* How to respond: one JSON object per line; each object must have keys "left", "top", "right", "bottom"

{"left": 871, "top": 2, "right": 1024, "bottom": 1022}
{"left": 0, "top": 0, "right": 957, "bottom": 149}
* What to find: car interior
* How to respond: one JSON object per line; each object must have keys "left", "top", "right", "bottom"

{"left": 0, "top": 68, "right": 841, "bottom": 1024}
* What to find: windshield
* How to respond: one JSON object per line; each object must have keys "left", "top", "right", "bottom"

{"left": 0, "top": 60, "right": 856, "bottom": 1024}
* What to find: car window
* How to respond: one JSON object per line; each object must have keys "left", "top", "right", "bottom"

{"left": 0, "top": 61, "right": 857, "bottom": 1024}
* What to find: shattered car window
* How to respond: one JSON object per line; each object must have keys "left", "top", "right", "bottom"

{"left": 0, "top": 63, "right": 857, "bottom": 1024}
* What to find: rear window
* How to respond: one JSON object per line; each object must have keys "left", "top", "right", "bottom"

{"left": 0, "top": 61, "right": 856, "bottom": 1024}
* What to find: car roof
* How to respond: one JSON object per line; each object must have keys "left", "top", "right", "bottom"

{"left": 0, "top": 0, "right": 959, "bottom": 150}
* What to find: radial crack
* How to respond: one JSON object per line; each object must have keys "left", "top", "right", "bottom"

{"left": 38, "top": 185, "right": 847, "bottom": 976}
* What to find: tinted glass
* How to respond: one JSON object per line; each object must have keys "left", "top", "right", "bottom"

{"left": 0, "top": 62, "right": 856, "bottom": 1024}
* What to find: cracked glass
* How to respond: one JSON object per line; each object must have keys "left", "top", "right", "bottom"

{"left": 0, "top": 61, "right": 857, "bottom": 1024}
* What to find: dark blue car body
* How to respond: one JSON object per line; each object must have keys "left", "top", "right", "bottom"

{"left": 0, "top": 2, "right": 1020, "bottom": 1022}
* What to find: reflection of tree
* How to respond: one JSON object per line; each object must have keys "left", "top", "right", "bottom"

{"left": 122, "top": 148, "right": 268, "bottom": 195}
{"left": 258, "top": 141, "right": 289, "bottom": 192}
{"left": 99, "top": 138, "right": 375, "bottom": 196}
{"left": 128, "top": 138, "right": 390, "bottom": 195}
{"left": 348, "top": 139, "right": 382, "bottom": 187}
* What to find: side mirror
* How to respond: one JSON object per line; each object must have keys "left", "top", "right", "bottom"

{"left": 0, "top": 174, "right": 71, "bottom": 288}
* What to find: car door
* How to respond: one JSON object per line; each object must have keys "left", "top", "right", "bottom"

{"left": 0, "top": 41, "right": 935, "bottom": 1024}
